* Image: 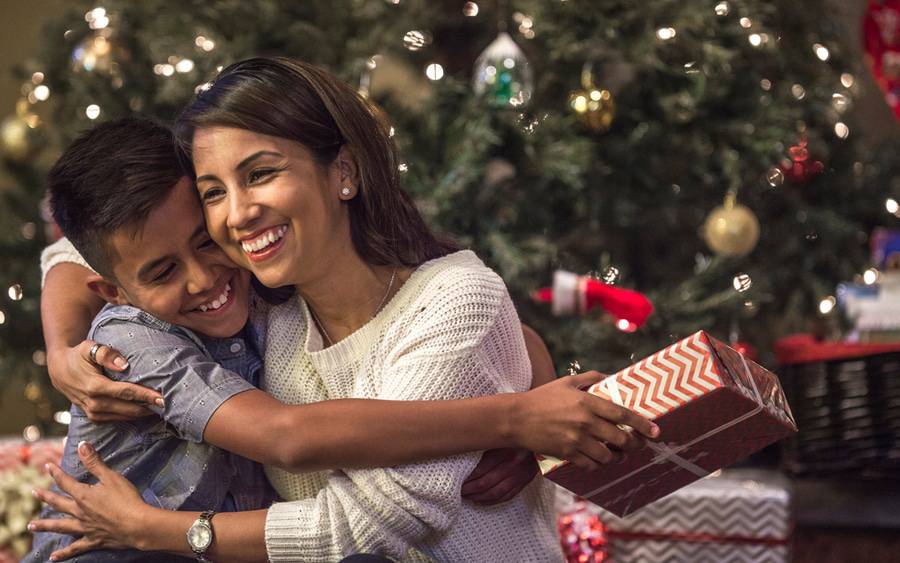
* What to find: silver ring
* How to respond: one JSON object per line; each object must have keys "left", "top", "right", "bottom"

{"left": 89, "top": 343, "right": 102, "bottom": 365}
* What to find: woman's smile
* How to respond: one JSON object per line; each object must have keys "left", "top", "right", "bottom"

{"left": 239, "top": 224, "right": 290, "bottom": 262}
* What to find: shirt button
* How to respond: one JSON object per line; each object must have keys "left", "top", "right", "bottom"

{"left": 230, "top": 342, "right": 242, "bottom": 353}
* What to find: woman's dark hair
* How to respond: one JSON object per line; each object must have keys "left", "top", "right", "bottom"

{"left": 174, "top": 56, "right": 457, "bottom": 269}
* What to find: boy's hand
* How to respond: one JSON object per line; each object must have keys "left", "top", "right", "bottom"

{"left": 510, "top": 371, "right": 660, "bottom": 471}
{"left": 462, "top": 448, "right": 538, "bottom": 505}
{"left": 47, "top": 340, "right": 163, "bottom": 422}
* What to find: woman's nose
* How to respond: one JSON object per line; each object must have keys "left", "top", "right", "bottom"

{"left": 226, "top": 189, "right": 262, "bottom": 230}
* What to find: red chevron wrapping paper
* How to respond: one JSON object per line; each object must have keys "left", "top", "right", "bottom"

{"left": 557, "top": 469, "right": 791, "bottom": 562}
{"left": 539, "top": 331, "right": 797, "bottom": 517}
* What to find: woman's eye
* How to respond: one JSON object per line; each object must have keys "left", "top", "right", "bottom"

{"left": 201, "top": 187, "right": 225, "bottom": 203}
{"left": 248, "top": 168, "right": 276, "bottom": 184}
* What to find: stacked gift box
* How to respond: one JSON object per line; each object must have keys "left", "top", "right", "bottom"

{"left": 0, "top": 439, "right": 64, "bottom": 562}
{"left": 556, "top": 469, "right": 793, "bottom": 563}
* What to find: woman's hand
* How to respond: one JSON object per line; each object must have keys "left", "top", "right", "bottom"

{"left": 47, "top": 340, "right": 163, "bottom": 422}
{"left": 28, "top": 441, "right": 151, "bottom": 561}
{"left": 510, "top": 371, "right": 659, "bottom": 470}
{"left": 462, "top": 448, "right": 538, "bottom": 505}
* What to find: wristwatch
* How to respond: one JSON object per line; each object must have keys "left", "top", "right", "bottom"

{"left": 186, "top": 510, "right": 216, "bottom": 562}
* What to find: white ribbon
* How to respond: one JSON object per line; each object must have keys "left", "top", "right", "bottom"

{"left": 581, "top": 352, "right": 766, "bottom": 500}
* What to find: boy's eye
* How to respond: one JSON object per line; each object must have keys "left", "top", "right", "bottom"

{"left": 200, "top": 187, "right": 225, "bottom": 203}
{"left": 154, "top": 264, "right": 176, "bottom": 283}
{"left": 198, "top": 237, "right": 216, "bottom": 250}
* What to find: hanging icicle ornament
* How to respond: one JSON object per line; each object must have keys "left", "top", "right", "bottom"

{"left": 568, "top": 61, "right": 616, "bottom": 133}
{"left": 702, "top": 192, "right": 760, "bottom": 257}
{"left": 472, "top": 32, "right": 533, "bottom": 107}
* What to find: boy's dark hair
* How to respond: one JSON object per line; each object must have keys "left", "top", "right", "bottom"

{"left": 48, "top": 117, "right": 186, "bottom": 280}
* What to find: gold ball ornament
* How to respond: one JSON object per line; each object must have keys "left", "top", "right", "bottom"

{"left": 569, "top": 87, "right": 615, "bottom": 132}
{"left": 568, "top": 61, "right": 615, "bottom": 132}
{"left": 702, "top": 193, "right": 760, "bottom": 257}
{"left": 0, "top": 102, "right": 46, "bottom": 163}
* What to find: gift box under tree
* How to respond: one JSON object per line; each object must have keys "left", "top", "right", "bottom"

{"left": 557, "top": 469, "right": 792, "bottom": 562}
{"left": 539, "top": 331, "right": 797, "bottom": 517}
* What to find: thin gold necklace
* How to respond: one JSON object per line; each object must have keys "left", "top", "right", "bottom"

{"left": 310, "top": 268, "right": 397, "bottom": 347}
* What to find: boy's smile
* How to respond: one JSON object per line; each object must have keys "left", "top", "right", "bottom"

{"left": 99, "top": 177, "right": 251, "bottom": 338}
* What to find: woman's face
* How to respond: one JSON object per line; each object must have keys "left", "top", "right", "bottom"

{"left": 192, "top": 126, "right": 352, "bottom": 288}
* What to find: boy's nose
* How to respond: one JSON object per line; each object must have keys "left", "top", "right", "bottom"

{"left": 185, "top": 260, "right": 218, "bottom": 295}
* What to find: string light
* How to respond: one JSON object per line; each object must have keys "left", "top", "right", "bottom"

{"left": 54, "top": 411, "right": 72, "bottom": 425}
{"left": 791, "top": 84, "right": 806, "bottom": 99}
{"left": 863, "top": 268, "right": 880, "bottom": 285}
{"left": 832, "top": 93, "right": 849, "bottom": 112}
{"left": 733, "top": 273, "right": 752, "bottom": 292}
{"left": 175, "top": 59, "right": 195, "bottom": 73}
{"left": 85, "top": 104, "right": 101, "bottom": 119}
{"left": 0, "top": 310, "right": 5, "bottom": 324}
{"left": 818, "top": 296, "right": 836, "bottom": 315}
{"left": 425, "top": 63, "right": 444, "bottom": 80}
{"left": 23, "top": 425, "right": 41, "bottom": 442}
{"left": 813, "top": 43, "right": 830, "bottom": 61}
{"left": 403, "top": 30, "right": 427, "bottom": 51}
{"left": 760, "top": 78, "right": 772, "bottom": 90}
{"left": 834, "top": 122, "right": 849, "bottom": 139}
{"left": 33, "top": 85, "right": 50, "bottom": 101}
{"left": 748, "top": 33, "right": 762, "bottom": 47}
{"left": 398, "top": 163, "right": 409, "bottom": 173}
{"left": 656, "top": 27, "right": 676, "bottom": 40}
{"left": 840, "top": 73, "right": 855, "bottom": 88}
{"left": 715, "top": 2, "right": 729, "bottom": 16}
{"left": 8, "top": 284, "right": 23, "bottom": 301}
{"left": 886, "top": 197, "right": 899, "bottom": 215}
{"left": 739, "top": 17, "right": 752, "bottom": 28}
{"left": 463, "top": 2, "right": 479, "bottom": 16}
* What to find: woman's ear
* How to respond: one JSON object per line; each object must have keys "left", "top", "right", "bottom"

{"left": 335, "top": 145, "right": 360, "bottom": 198}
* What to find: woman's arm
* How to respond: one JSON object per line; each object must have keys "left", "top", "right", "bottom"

{"left": 34, "top": 443, "right": 269, "bottom": 562}
{"left": 204, "top": 370, "right": 654, "bottom": 473}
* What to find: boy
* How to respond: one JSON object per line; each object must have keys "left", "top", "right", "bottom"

{"left": 30, "top": 118, "right": 654, "bottom": 561}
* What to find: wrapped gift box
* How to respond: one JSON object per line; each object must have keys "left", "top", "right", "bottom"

{"left": 539, "top": 331, "right": 797, "bottom": 517}
{"left": 557, "top": 469, "right": 792, "bottom": 563}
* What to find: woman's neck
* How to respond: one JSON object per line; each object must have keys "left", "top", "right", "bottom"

{"left": 297, "top": 248, "right": 409, "bottom": 344}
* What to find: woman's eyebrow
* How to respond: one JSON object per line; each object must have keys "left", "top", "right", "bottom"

{"left": 236, "top": 150, "right": 284, "bottom": 171}
{"left": 195, "top": 151, "right": 284, "bottom": 184}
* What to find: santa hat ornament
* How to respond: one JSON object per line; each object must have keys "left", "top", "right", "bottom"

{"left": 533, "top": 270, "right": 654, "bottom": 331}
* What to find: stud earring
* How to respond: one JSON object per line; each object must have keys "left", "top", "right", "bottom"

{"left": 341, "top": 186, "right": 352, "bottom": 197}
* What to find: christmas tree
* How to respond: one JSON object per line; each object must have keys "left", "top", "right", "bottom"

{"left": 2, "top": 0, "right": 898, "bottom": 431}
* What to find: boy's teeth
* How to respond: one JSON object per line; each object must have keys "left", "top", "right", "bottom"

{"left": 241, "top": 226, "right": 286, "bottom": 254}
{"left": 197, "top": 282, "right": 232, "bottom": 312}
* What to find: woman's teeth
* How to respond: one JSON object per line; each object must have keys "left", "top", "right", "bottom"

{"left": 241, "top": 226, "right": 287, "bottom": 254}
{"left": 198, "top": 283, "right": 231, "bottom": 312}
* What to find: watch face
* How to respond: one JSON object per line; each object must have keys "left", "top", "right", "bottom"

{"left": 188, "top": 523, "right": 212, "bottom": 550}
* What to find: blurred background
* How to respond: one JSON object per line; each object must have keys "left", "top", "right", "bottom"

{"left": 1, "top": 1, "right": 899, "bottom": 561}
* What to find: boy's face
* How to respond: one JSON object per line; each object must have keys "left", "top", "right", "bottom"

{"left": 101, "top": 177, "right": 251, "bottom": 338}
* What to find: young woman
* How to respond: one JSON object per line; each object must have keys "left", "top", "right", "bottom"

{"left": 33, "top": 57, "right": 657, "bottom": 562}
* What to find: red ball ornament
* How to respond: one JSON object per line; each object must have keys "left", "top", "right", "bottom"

{"left": 779, "top": 137, "right": 824, "bottom": 184}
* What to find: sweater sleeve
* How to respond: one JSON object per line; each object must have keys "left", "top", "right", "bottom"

{"left": 264, "top": 265, "right": 532, "bottom": 561}
{"left": 40, "top": 237, "right": 95, "bottom": 287}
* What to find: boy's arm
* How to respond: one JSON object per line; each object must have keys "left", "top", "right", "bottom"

{"left": 42, "top": 261, "right": 163, "bottom": 421}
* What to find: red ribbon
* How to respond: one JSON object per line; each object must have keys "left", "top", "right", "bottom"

{"left": 598, "top": 525, "right": 791, "bottom": 546}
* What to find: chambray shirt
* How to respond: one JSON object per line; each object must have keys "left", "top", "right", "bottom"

{"left": 26, "top": 304, "right": 277, "bottom": 563}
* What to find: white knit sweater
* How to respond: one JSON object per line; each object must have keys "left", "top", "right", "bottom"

{"left": 260, "top": 250, "right": 561, "bottom": 562}
{"left": 40, "top": 240, "right": 563, "bottom": 562}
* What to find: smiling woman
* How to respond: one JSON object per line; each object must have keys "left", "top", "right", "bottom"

{"left": 171, "top": 57, "right": 569, "bottom": 561}
{"left": 28, "top": 57, "right": 657, "bottom": 562}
